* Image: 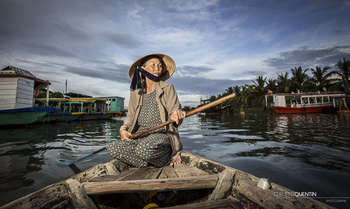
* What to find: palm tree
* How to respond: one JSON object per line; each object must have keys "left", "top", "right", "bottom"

{"left": 330, "top": 58, "right": 350, "bottom": 94}
{"left": 277, "top": 72, "right": 290, "bottom": 93}
{"left": 266, "top": 79, "right": 277, "bottom": 93}
{"left": 291, "top": 66, "right": 309, "bottom": 93}
{"left": 233, "top": 85, "right": 250, "bottom": 112}
{"left": 224, "top": 86, "right": 234, "bottom": 95}
{"left": 310, "top": 66, "right": 331, "bottom": 92}
{"left": 252, "top": 76, "right": 267, "bottom": 106}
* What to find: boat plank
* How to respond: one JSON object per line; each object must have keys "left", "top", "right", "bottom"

{"left": 174, "top": 166, "right": 208, "bottom": 177}
{"left": 122, "top": 167, "right": 162, "bottom": 181}
{"left": 90, "top": 167, "right": 163, "bottom": 182}
{"left": 66, "top": 179, "right": 98, "bottom": 209}
{"left": 84, "top": 175, "right": 218, "bottom": 195}
{"left": 235, "top": 175, "right": 336, "bottom": 209}
{"left": 160, "top": 199, "right": 232, "bottom": 209}
{"left": 89, "top": 168, "right": 139, "bottom": 182}
{"left": 72, "top": 161, "right": 120, "bottom": 183}
{"left": 208, "top": 169, "right": 234, "bottom": 200}
{"left": 0, "top": 183, "right": 71, "bottom": 209}
{"left": 159, "top": 166, "right": 178, "bottom": 179}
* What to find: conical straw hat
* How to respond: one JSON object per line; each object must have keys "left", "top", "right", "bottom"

{"left": 128, "top": 53, "right": 175, "bottom": 81}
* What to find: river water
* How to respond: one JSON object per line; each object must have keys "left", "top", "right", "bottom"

{"left": 0, "top": 111, "right": 349, "bottom": 208}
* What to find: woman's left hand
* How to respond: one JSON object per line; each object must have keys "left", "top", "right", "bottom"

{"left": 170, "top": 152, "right": 181, "bottom": 166}
{"left": 170, "top": 110, "right": 186, "bottom": 125}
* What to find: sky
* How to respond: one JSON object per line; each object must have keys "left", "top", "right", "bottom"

{"left": 1, "top": 0, "right": 350, "bottom": 107}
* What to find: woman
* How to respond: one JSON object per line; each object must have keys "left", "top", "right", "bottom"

{"left": 106, "top": 54, "right": 186, "bottom": 168}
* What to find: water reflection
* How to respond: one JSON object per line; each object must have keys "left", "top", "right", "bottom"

{"left": 0, "top": 120, "right": 124, "bottom": 205}
{"left": 0, "top": 112, "right": 349, "bottom": 208}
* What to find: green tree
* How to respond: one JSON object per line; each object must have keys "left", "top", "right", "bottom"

{"left": 277, "top": 72, "right": 290, "bottom": 93}
{"left": 291, "top": 66, "right": 309, "bottom": 92}
{"left": 330, "top": 58, "right": 350, "bottom": 94}
{"left": 310, "top": 66, "right": 331, "bottom": 92}
{"left": 252, "top": 76, "right": 267, "bottom": 106}
{"left": 266, "top": 79, "right": 277, "bottom": 92}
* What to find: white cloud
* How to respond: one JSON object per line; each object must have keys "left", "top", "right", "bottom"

{"left": 148, "top": 27, "right": 204, "bottom": 46}
{"left": 168, "top": 0, "right": 219, "bottom": 11}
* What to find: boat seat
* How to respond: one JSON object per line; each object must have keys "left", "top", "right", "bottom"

{"left": 83, "top": 174, "right": 218, "bottom": 195}
{"left": 89, "top": 165, "right": 209, "bottom": 182}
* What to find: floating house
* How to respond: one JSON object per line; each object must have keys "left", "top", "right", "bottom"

{"left": 0, "top": 66, "right": 124, "bottom": 127}
{"left": 0, "top": 66, "right": 50, "bottom": 110}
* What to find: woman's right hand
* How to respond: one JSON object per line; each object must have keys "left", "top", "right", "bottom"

{"left": 120, "top": 130, "right": 132, "bottom": 140}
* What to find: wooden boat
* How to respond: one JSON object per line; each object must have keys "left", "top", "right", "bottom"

{"left": 265, "top": 93, "right": 345, "bottom": 114}
{"left": 0, "top": 152, "right": 335, "bottom": 209}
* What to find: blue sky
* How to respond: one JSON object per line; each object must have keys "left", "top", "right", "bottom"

{"left": 1, "top": 0, "right": 350, "bottom": 106}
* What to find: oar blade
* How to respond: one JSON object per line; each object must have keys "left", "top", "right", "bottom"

{"left": 59, "top": 161, "right": 73, "bottom": 166}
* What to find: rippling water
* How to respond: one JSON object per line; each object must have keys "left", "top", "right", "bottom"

{"left": 0, "top": 111, "right": 349, "bottom": 208}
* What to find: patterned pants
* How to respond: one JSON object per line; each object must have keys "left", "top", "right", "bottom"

{"left": 106, "top": 132, "right": 172, "bottom": 168}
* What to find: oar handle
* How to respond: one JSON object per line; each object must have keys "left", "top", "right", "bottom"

{"left": 130, "top": 93, "right": 236, "bottom": 139}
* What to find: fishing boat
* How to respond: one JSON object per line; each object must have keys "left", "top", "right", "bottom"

{"left": 265, "top": 92, "right": 346, "bottom": 113}
{"left": 0, "top": 152, "right": 335, "bottom": 209}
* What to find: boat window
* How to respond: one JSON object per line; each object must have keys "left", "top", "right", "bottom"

{"left": 302, "top": 97, "right": 309, "bottom": 104}
{"left": 323, "top": 96, "right": 329, "bottom": 103}
{"left": 309, "top": 97, "right": 315, "bottom": 104}
{"left": 285, "top": 96, "right": 292, "bottom": 107}
{"left": 316, "top": 97, "right": 322, "bottom": 103}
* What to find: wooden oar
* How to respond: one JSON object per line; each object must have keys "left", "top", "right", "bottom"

{"left": 130, "top": 93, "right": 236, "bottom": 139}
{"left": 60, "top": 147, "right": 107, "bottom": 166}
{"left": 59, "top": 93, "right": 235, "bottom": 166}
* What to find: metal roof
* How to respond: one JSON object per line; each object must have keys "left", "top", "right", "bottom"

{"left": 0, "top": 66, "right": 50, "bottom": 85}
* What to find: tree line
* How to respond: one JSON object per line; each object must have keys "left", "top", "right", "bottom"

{"left": 202, "top": 57, "right": 350, "bottom": 112}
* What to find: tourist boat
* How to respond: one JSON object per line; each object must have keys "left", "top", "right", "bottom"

{"left": 0, "top": 66, "right": 124, "bottom": 126}
{"left": 0, "top": 152, "right": 335, "bottom": 209}
{"left": 265, "top": 92, "right": 346, "bottom": 113}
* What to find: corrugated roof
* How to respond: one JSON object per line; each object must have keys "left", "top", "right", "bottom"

{"left": 0, "top": 66, "right": 50, "bottom": 85}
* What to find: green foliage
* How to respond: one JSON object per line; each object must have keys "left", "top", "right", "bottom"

{"left": 37, "top": 90, "right": 64, "bottom": 98}
{"left": 330, "top": 57, "right": 350, "bottom": 94}
{"left": 310, "top": 66, "right": 331, "bottom": 92}
{"left": 202, "top": 57, "right": 349, "bottom": 110}
{"left": 290, "top": 66, "right": 309, "bottom": 92}
{"left": 183, "top": 106, "right": 193, "bottom": 111}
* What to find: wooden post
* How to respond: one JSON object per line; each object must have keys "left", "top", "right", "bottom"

{"left": 46, "top": 85, "right": 49, "bottom": 106}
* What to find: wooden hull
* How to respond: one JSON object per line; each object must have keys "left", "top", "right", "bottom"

{"left": 271, "top": 105, "right": 335, "bottom": 113}
{"left": 0, "top": 152, "right": 335, "bottom": 209}
{"left": 0, "top": 108, "right": 48, "bottom": 126}
{"left": 0, "top": 107, "right": 113, "bottom": 127}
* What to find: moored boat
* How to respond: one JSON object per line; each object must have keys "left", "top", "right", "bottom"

{"left": 265, "top": 92, "right": 345, "bottom": 113}
{"left": 0, "top": 152, "right": 335, "bottom": 209}
{"left": 0, "top": 66, "right": 124, "bottom": 127}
